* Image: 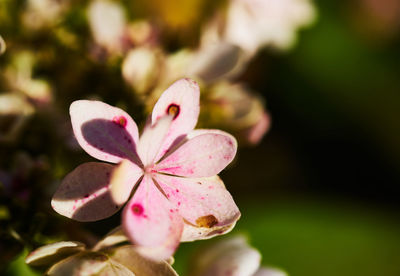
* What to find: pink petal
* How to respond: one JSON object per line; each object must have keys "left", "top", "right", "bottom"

{"left": 51, "top": 162, "right": 122, "bottom": 222}
{"left": 154, "top": 174, "right": 240, "bottom": 231}
{"left": 137, "top": 115, "right": 173, "bottom": 166}
{"left": 122, "top": 175, "right": 183, "bottom": 261}
{"left": 151, "top": 78, "right": 200, "bottom": 162}
{"left": 110, "top": 160, "right": 143, "bottom": 205}
{"left": 242, "top": 111, "right": 271, "bottom": 145}
{"left": 70, "top": 100, "right": 140, "bottom": 164}
{"left": 155, "top": 130, "right": 237, "bottom": 177}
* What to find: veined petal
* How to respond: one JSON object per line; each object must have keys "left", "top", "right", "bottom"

{"left": 110, "top": 159, "right": 143, "bottom": 205}
{"left": 52, "top": 162, "right": 122, "bottom": 222}
{"left": 46, "top": 252, "right": 134, "bottom": 276}
{"left": 122, "top": 175, "right": 183, "bottom": 261}
{"left": 155, "top": 130, "right": 237, "bottom": 177}
{"left": 137, "top": 115, "right": 173, "bottom": 166}
{"left": 70, "top": 100, "right": 140, "bottom": 164}
{"left": 25, "top": 241, "right": 85, "bottom": 267}
{"left": 151, "top": 78, "right": 200, "bottom": 162}
{"left": 154, "top": 174, "right": 240, "bottom": 231}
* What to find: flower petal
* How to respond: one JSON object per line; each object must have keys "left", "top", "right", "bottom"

{"left": 181, "top": 221, "right": 237, "bottom": 242}
{"left": 110, "top": 159, "right": 143, "bottom": 205}
{"left": 151, "top": 78, "right": 200, "bottom": 162}
{"left": 92, "top": 226, "right": 129, "bottom": 251}
{"left": 122, "top": 175, "right": 183, "bottom": 261}
{"left": 154, "top": 174, "right": 240, "bottom": 230}
{"left": 108, "top": 245, "right": 178, "bottom": 276}
{"left": 70, "top": 100, "right": 140, "bottom": 164}
{"left": 47, "top": 252, "right": 134, "bottom": 276}
{"left": 25, "top": 241, "right": 85, "bottom": 267}
{"left": 155, "top": 130, "right": 237, "bottom": 177}
{"left": 52, "top": 162, "right": 122, "bottom": 222}
{"left": 137, "top": 115, "right": 173, "bottom": 166}
{"left": 253, "top": 267, "right": 288, "bottom": 276}
{"left": 189, "top": 236, "right": 261, "bottom": 276}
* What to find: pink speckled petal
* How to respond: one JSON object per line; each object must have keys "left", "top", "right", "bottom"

{"left": 151, "top": 78, "right": 200, "bottom": 162}
{"left": 110, "top": 160, "right": 143, "bottom": 205}
{"left": 70, "top": 100, "right": 140, "bottom": 164}
{"left": 154, "top": 174, "right": 240, "bottom": 230}
{"left": 137, "top": 116, "right": 173, "bottom": 166}
{"left": 51, "top": 162, "right": 122, "bottom": 222}
{"left": 122, "top": 175, "right": 183, "bottom": 261}
{"left": 155, "top": 130, "right": 237, "bottom": 177}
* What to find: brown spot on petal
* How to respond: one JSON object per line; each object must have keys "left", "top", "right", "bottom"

{"left": 166, "top": 104, "right": 180, "bottom": 119}
{"left": 196, "top": 215, "right": 218, "bottom": 228}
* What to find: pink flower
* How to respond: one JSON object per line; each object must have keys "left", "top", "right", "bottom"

{"left": 52, "top": 78, "right": 240, "bottom": 261}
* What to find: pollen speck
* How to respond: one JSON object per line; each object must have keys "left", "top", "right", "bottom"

{"left": 196, "top": 215, "right": 218, "bottom": 228}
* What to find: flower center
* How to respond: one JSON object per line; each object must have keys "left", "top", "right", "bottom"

{"left": 144, "top": 165, "right": 156, "bottom": 175}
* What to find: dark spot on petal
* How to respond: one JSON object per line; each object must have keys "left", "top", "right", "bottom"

{"left": 113, "top": 116, "right": 127, "bottom": 127}
{"left": 131, "top": 204, "right": 144, "bottom": 215}
{"left": 196, "top": 215, "right": 218, "bottom": 228}
{"left": 166, "top": 104, "right": 180, "bottom": 119}
{"left": 176, "top": 189, "right": 179, "bottom": 193}
{"left": 84, "top": 194, "right": 89, "bottom": 198}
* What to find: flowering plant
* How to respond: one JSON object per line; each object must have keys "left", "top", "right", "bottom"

{"left": 51, "top": 78, "right": 240, "bottom": 261}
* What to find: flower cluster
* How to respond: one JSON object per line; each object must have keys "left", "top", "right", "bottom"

{"left": 0, "top": 0, "right": 317, "bottom": 272}
{"left": 52, "top": 79, "right": 240, "bottom": 261}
